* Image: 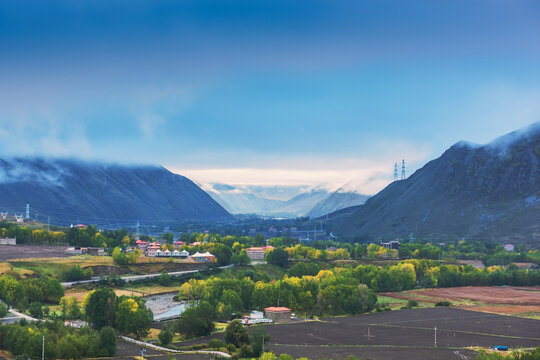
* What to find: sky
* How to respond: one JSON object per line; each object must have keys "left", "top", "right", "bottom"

{"left": 1, "top": 0, "right": 540, "bottom": 194}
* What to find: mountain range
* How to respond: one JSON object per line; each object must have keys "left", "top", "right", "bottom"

{"left": 207, "top": 183, "right": 370, "bottom": 217}
{"left": 0, "top": 158, "right": 231, "bottom": 226}
{"left": 330, "top": 123, "right": 540, "bottom": 245}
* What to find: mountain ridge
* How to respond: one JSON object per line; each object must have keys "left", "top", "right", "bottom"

{"left": 332, "top": 123, "right": 540, "bottom": 244}
{"left": 0, "top": 158, "right": 231, "bottom": 226}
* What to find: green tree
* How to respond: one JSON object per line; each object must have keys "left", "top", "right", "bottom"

{"left": 176, "top": 301, "right": 214, "bottom": 338}
{"left": 224, "top": 319, "right": 249, "bottom": 347}
{"left": 161, "top": 232, "right": 174, "bottom": 244}
{"left": 0, "top": 301, "right": 8, "bottom": 317}
{"left": 115, "top": 297, "right": 153, "bottom": 338}
{"left": 85, "top": 287, "right": 118, "bottom": 329}
{"left": 112, "top": 247, "right": 128, "bottom": 265}
{"left": 158, "top": 272, "right": 172, "bottom": 286}
{"left": 158, "top": 324, "right": 174, "bottom": 346}
{"left": 99, "top": 326, "right": 117, "bottom": 356}
{"left": 251, "top": 324, "right": 269, "bottom": 357}
{"left": 28, "top": 302, "right": 43, "bottom": 319}
{"left": 266, "top": 248, "right": 289, "bottom": 267}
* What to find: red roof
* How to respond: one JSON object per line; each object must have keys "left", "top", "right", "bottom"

{"left": 247, "top": 247, "right": 265, "bottom": 251}
{"left": 264, "top": 307, "right": 291, "bottom": 312}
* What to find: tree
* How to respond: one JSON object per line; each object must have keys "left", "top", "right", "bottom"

{"left": 251, "top": 324, "right": 269, "bottom": 357}
{"left": 28, "top": 302, "right": 43, "bottom": 319}
{"left": 224, "top": 319, "right": 249, "bottom": 348}
{"left": 99, "top": 326, "right": 117, "bottom": 356}
{"left": 112, "top": 247, "right": 128, "bottom": 265}
{"left": 158, "top": 324, "right": 174, "bottom": 346}
{"left": 0, "top": 302, "right": 7, "bottom": 318}
{"left": 115, "top": 297, "right": 153, "bottom": 338}
{"left": 161, "top": 232, "right": 174, "bottom": 244}
{"left": 85, "top": 287, "right": 118, "bottom": 329}
{"left": 158, "top": 272, "right": 172, "bottom": 286}
{"left": 266, "top": 248, "right": 289, "bottom": 267}
{"left": 176, "top": 301, "right": 214, "bottom": 338}
{"left": 231, "top": 250, "right": 251, "bottom": 265}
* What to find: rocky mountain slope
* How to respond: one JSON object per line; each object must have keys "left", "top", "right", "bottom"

{"left": 333, "top": 123, "right": 540, "bottom": 244}
{"left": 0, "top": 158, "right": 231, "bottom": 226}
{"left": 307, "top": 181, "right": 370, "bottom": 218}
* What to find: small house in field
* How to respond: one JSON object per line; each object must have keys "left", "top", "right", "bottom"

{"left": 87, "top": 247, "right": 104, "bottom": 256}
{"left": 246, "top": 247, "right": 265, "bottom": 261}
{"left": 191, "top": 251, "right": 215, "bottom": 262}
{"left": 136, "top": 240, "right": 148, "bottom": 250}
{"left": 264, "top": 307, "right": 291, "bottom": 323}
{"left": 503, "top": 244, "right": 515, "bottom": 252}
{"left": 0, "top": 238, "right": 16, "bottom": 245}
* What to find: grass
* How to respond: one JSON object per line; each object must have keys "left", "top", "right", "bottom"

{"left": 0, "top": 261, "right": 36, "bottom": 278}
{"left": 123, "top": 284, "right": 179, "bottom": 296}
{"left": 9, "top": 255, "right": 115, "bottom": 278}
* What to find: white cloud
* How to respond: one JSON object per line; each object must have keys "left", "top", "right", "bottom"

{"left": 168, "top": 143, "right": 431, "bottom": 195}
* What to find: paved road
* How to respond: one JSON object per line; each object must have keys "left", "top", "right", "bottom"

{"left": 119, "top": 335, "right": 231, "bottom": 358}
{"left": 2, "top": 308, "right": 40, "bottom": 324}
{"left": 61, "top": 264, "right": 235, "bottom": 288}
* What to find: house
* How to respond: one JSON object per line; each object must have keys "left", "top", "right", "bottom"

{"left": 179, "top": 250, "right": 190, "bottom": 258}
{"left": 136, "top": 240, "right": 148, "bottom": 250}
{"left": 162, "top": 249, "right": 171, "bottom": 257}
{"left": 146, "top": 242, "right": 162, "bottom": 257}
{"left": 190, "top": 241, "right": 203, "bottom": 246}
{"left": 264, "top": 307, "right": 291, "bottom": 323}
{"left": 173, "top": 240, "right": 185, "bottom": 247}
{"left": 65, "top": 247, "right": 84, "bottom": 255}
{"left": 246, "top": 247, "right": 265, "bottom": 261}
{"left": 87, "top": 247, "right": 104, "bottom": 256}
{"left": 172, "top": 250, "right": 180, "bottom": 257}
{"left": 503, "top": 244, "right": 515, "bottom": 252}
{"left": 191, "top": 252, "right": 215, "bottom": 262}
{"left": 0, "top": 238, "right": 16, "bottom": 245}
{"left": 155, "top": 249, "right": 163, "bottom": 257}
{"left": 380, "top": 240, "right": 400, "bottom": 250}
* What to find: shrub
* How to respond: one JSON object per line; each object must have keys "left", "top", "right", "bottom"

{"left": 209, "top": 339, "right": 225, "bottom": 350}
{"left": 406, "top": 300, "right": 418, "bottom": 308}
{"left": 226, "top": 343, "right": 236, "bottom": 353}
{"left": 159, "top": 325, "right": 174, "bottom": 346}
{"left": 158, "top": 272, "right": 172, "bottom": 286}
{"left": 435, "top": 300, "right": 451, "bottom": 307}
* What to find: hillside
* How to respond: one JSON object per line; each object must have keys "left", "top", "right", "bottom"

{"left": 333, "top": 123, "right": 540, "bottom": 244}
{"left": 0, "top": 158, "right": 231, "bottom": 226}
{"left": 307, "top": 181, "right": 370, "bottom": 218}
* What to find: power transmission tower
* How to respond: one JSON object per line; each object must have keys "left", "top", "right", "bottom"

{"left": 1, "top": 212, "right": 7, "bottom": 220}
{"left": 47, "top": 216, "right": 50, "bottom": 231}
{"left": 25, "top": 204, "right": 30, "bottom": 219}
{"left": 394, "top": 163, "right": 398, "bottom": 181}
{"left": 136, "top": 221, "right": 140, "bottom": 236}
{"left": 401, "top": 159, "right": 406, "bottom": 180}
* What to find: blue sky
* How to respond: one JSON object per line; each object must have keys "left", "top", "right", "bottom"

{"left": 1, "top": 0, "right": 540, "bottom": 193}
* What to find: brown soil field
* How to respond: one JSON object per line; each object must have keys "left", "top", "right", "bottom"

{"left": 380, "top": 286, "right": 540, "bottom": 318}
{"left": 174, "top": 307, "right": 540, "bottom": 359}
{"left": 416, "top": 286, "right": 540, "bottom": 305}
{"left": 0, "top": 244, "right": 70, "bottom": 261}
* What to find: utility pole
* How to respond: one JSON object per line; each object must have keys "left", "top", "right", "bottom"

{"left": 42, "top": 335, "right": 45, "bottom": 360}
{"left": 47, "top": 216, "right": 50, "bottom": 232}
{"left": 434, "top": 326, "right": 437, "bottom": 348}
